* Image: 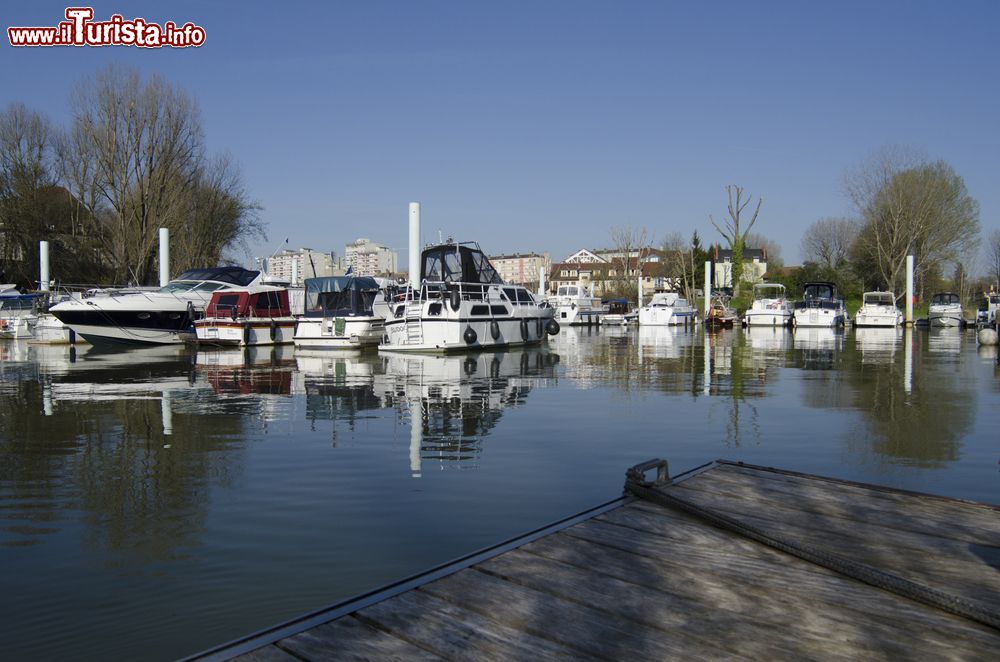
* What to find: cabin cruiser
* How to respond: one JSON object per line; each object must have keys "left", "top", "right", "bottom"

{"left": 638, "top": 292, "right": 696, "bottom": 326}
{"left": 928, "top": 292, "right": 964, "bottom": 328}
{"left": 853, "top": 291, "right": 902, "bottom": 328}
{"left": 194, "top": 286, "right": 297, "bottom": 346}
{"left": 601, "top": 298, "right": 634, "bottom": 326}
{"left": 381, "top": 241, "right": 558, "bottom": 352}
{"left": 547, "top": 285, "right": 605, "bottom": 325}
{"left": 743, "top": 283, "right": 792, "bottom": 327}
{"left": 792, "top": 282, "right": 847, "bottom": 328}
{"left": 977, "top": 290, "right": 1000, "bottom": 327}
{"left": 704, "top": 295, "right": 737, "bottom": 329}
{"left": 49, "top": 267, "right": 262, "bottom": 345}
{"left": 293, "top": 276, "right": 387, "bottom": 350}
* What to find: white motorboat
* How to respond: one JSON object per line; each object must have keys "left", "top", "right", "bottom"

{"left": 792, "top": 282, "right": 847, "bottom": 328}
{"left": 638, "top": 292, "right": 696, "bottom": 326}
{"left": 0, "top": 290, "right": 44, "bottom": 339}
{"left": 293, "top": 276, "right": 388, "bottom": 350}
{"left": 547, "top": 284, "right": 605, "bottom": 326}
{"left": 49, "top": 267, "right": 262, "bottom": 345}
{"left": 601, "top": 298, "right": 634, "bottom": 326}
{"left": 381, "top": 241, "right": 558, "bottom": 353}
{"left": 976, "top": 291, "right": 1000, "bottom": 327}
{"left": 928, "top": 292, "right": 964, "bottom": 328}
{"left": 853, "top": 291, "right": 902, "bottom": 328}
{"left": 194, "top": 286, "right": 297, "bottom": 346}
{"left": 743, "top": 283, "right": 792, "bottom": 327}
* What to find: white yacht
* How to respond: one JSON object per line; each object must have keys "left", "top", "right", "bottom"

{"left": 547, "top": 284, "right": 605, "bottom": 326}
{"left": 381, "top": 241, "right": 558, "bottom": 353}
{"left": 194, "top": 286, "right": 297, "bottom": 346}
{"left": 853, "top": 291, "right": 902, "bottom": 328}
{"left": 743, "top": 283, "right": 792, "bottom": 327}
{"left": 928, "top": 292, "right": 964, "bottom": 327}
{"left": 638, "top": 292, "right": 696, "bottom": 326}
{"left": 792, "top": 282, "right": 847, "bottom": 328}
{"left": 293, "top": 276, "right": 387, "bottom": 350}
{"left": 49, "top": 267, "right": 262, "bottom": 345}
{"left": 0, "top": 290, "right": 43, "bottom": 339}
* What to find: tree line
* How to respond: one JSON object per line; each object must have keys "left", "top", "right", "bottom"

{"left": 0, "top": 64, "right": 263, "bottom": 289}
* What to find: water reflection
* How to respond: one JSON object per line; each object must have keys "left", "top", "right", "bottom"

{"left": 792, "top": 327, "right": 846, "bottom": 370}
{"left": 854, "top": 327, "right": 901, "bottom": 365}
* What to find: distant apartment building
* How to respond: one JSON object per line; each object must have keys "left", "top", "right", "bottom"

{"left": 268, "top": 248, "right": 342, "bottom": 282}
{"left": 345, "top": 238, "right": 398, "bottom": 276}
{"left": 490, "top": 252, "right": 550, "bottom": 288}
{"left": 713, "top": 246, "right": 768, "bottom": 289}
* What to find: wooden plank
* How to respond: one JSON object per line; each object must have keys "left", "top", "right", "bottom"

{"left": 230, "top": 646, "right": 299, "bottom": 662}
{"left": 707, "top": 464, "right": 1000, "bottom": 540}
{"left": 536, "top": 518, "right": 1000, "bottom": 656}
{"left": 355, "top": 586, "right": 597, "bottom": 661}
{"left": 275, "top": 615, "right": 444, "bottom": 661}
{"left": 663, "top": 481, "right": 1000, "bottom": 609}
{"left": 418, "top": 564, "right": 733, "bottom": 660}
{"left": 478, "top": 547, "right": 852, "bottom": 660}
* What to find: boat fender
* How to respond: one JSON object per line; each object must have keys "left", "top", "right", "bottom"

{"left": 520, "top": 351, "right": 529, "bottom": 375}
{"left": 463, "top": 326, "right": 477, "bottom": 344}
{"left": 243, "top": 324, "right": 251, "bottom": 346}
{"left": 490, "top": 320, "right": 501, "bottom": 340}
{"left": 186, "top": 301, "right": 195, "bottom": 322}
{"left": 490, "top": 357, "right": 501, "bottom": 378}
{"left": 269, "top": 319, "right": 277, "bottom": 341}
{"left": 450, "top": 288, "right": 462, "bottom": 312}
{"left": 464, "top": 357, "right": 477, "bottom": 375}
{"left": 536, "top": 318, "right": 543, "bottom": 337}
{"left": 231, "top": 306, "right": 238, "bottom": 321}
{"left": 545, "top": 318, "right": 560, "bottom": 335}
{"left": 520, "top": 318, "right": 528, "bottom": 341}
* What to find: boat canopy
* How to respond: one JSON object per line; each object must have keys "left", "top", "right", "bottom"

{"left": 931, "top": 292, "right": 961, "bottom": 305}
{"left": 421, "top": 243, "right": 502, "bottom": 285}
{"left": 802, "top": 282, "right": 837, "bottom": 300}
{"left": 303, "top": 276, "right": 381, "bottom": 317}
{"left": 171, "top": 267, "right": 260, "bottom": 286}
{"left": 206, "top": 288, "right": 290, "bottom": 318}
{"left": 753, "top": 283, "right": 786, "bottom": 296}
{"left": 0, "top": 292, "right": 44, "bottom": 311}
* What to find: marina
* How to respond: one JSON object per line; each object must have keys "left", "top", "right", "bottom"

{"left": 200, "top": 459, "right": 1000, "bottom": 661}
{"left": 1, "top": 323, "right": 997, "bottom": 660}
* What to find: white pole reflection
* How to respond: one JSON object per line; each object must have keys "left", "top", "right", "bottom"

{"left": 409, "top": 400, "right": 422, "bottom": 478}
{"left": 904, "top": 328, "right": 913, "bottom": 394}
{"left": 161, "top": 391, "right": 173, "bottom": 436}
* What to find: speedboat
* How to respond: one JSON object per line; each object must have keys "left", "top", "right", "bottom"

{"left": 743, "top": 283, "right": 792, "bottom": 327}
{"left": 194, "top": 286, "right": 297, "bottom": 346}
{"left": 928, "top": 292, "right": 964, "bottom": 328}
{"left": 547, "top": 285, "right": 605, "bottom": 326}
{"left": 976, "top": 290, "right": 1000, "bottom": 328}
{"left": 381, "top": 241, "right": 558, "bottom": 352}
{"left": 293, "top": 276, "right": 388, "bottom": 350}
{"left": 792, "top": 282, "right": 847, "bottom": 328}
{"left": 49, "top": 267, "right": 262, "bottom": 345}
{"left": 853, "top": 291, "right": 902, "bottom": 328}
{"left": 0, "top": 290, "right": 44, "bottom": 339}
{"left": 638, "top": 292, "right": 696, "bottom": 326}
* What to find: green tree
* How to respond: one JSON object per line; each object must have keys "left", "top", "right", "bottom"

{"left": 709, "top": 185, "right": 762, "bottom": 295}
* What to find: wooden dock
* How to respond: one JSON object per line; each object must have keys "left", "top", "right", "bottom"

{"left": 197, "top": 460, "right": 1000, "bottom": 661}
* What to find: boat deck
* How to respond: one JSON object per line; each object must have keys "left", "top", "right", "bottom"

{"left": 199, "top": 460, "right": 1000, "bottom": 661}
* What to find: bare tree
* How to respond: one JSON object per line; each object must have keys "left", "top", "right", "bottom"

{"left": 988, "top": 229, "right": 1000, "bottom": 288}
{"left": 59, "top": 65, "right": 262, "bottom": 285}
{"left": 800, "top": 217, "right": 857, "bottom": 270}
{"left": 846, "top": 147, "right": 979, "bottom": 297}
{"left": 608, "top": 225, "right": 650, "bottom": 301}
{"left": 710, "top": 185, "right": 762, "bottom": 293}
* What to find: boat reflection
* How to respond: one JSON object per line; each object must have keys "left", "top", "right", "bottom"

{"left": 927, "top": 327, "right": 963, "bottom": 355}
{"left": 792, "top": 327, "right": 845, "bottom": 370}
{"left": 854, "top": 327, "right": 901, "bottom": 365}
{"left": 637, "top": 325, "right": 699, "bottom": 361}
{"left": 196, "top": 346, "right": 296, "bottom": 397}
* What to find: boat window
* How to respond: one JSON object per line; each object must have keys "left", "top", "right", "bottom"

{"left": 214, "top": 294, "right": 241, "bottom": 315}
{"left": 803, "top": 283, "right": 835, "bottom": 300}
{"left": 517, "top": 289, "right": 535, "bottom": 303}
{"left": 424, "top": 253, "right": 444, "bottom": 282}
{"left": 567, "top": 287, "right": 578, "bottom": 296}
{"left": 931, "top": 293, "right": 960, "bottom": 305}
{"left": 491, "top": 305, "right": 508, "bottom": 316}
{"left": 470, "top": 305, "right": 490, "bottom": 315}
{"left": 503, "top": 288, "right": 518, "bottom": 302}
{"left": 557, "top": 287, "right": 568, "bottom": 296}
{"left": 443, "top": 251, "right": 462, "bottom": 282}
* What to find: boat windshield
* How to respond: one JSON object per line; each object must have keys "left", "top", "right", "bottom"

{"left": 421, "top": 244, "right": 503, "bottom": 284}
{"left": 863, "top": 292, "right": 895, "bottom": 306}
{"left": 557, "top": 286, "right": 579, "bottom": 297}
{"left": 803, "top": 283, "right": 836, "bottom": 300}
{"left": 931, "top": 293, "right": 960, "bottom": 305}
{"left": 159, "top": 267, "right": 259, "bottom": 293}
{"left": 754, "top": 284, "right": 785, "bottom": 298}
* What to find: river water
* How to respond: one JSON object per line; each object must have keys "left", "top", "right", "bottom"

{"left": 1, "top": 326, "right": 998, "bottom": 660}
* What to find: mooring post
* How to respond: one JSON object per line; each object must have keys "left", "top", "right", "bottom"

{"left": 39, "top": 240, "right": 50, "bottom": 292}
{"left": 409, "top": 202, "right": 421, "bottom": 291}
{"left": 704, "top": 261, "right": 712, "bottom": 319}
{"left": 905, "top": 255, "right": 914, "bottom": 326}
{"left": 159, "top": 228, "right": 170, "bottom": 287}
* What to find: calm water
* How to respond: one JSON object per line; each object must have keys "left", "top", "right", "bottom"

{"left": 1, "top": 326, "right": 998, "bottom": 660}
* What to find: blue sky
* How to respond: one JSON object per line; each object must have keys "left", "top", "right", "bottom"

{"left": 2, "top": 1, "right": 998, "bottom": 270}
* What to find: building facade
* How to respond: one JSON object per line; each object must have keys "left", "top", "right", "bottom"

{"left": 712, "top": 246, "right": 768, "bottom": 289}
{"left": 268, "top": 248, "right": 342, "bottom": 283}
{"left": 547, "top": 248, "right": 680, "bottom": 298}
{"left": 490, "top": 252, "right": 550, "bottom": 288}
{"left": 345, "top": 238, "right": 398, "bottom": 276}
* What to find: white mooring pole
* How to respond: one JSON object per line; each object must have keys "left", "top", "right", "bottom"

{"left": 39, "top": 240, "right": 50, "bottom": 292}
{"left": 409, "top": 202, "right": 421, "bottom": 291}
{"left": 704, "top": 261, "right": 712, "bottom": 317}
{"left": 905, "top": 254, "right": 914, "bottom": 326}
{"left": 158, "top": 228, "right": 170, "bottom": 287}
{"left": 538, "top": 266, "right": 546, "bottom": 298}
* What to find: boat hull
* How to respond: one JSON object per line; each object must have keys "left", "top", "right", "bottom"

{"left": 744, "top": 310, "right": 792, "bottom": 327}
{"left": 195, "top": 318, "right": 297, "bottom": 346}
{"left": 294, "top": 317, "right": 384, "bottom": 349}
